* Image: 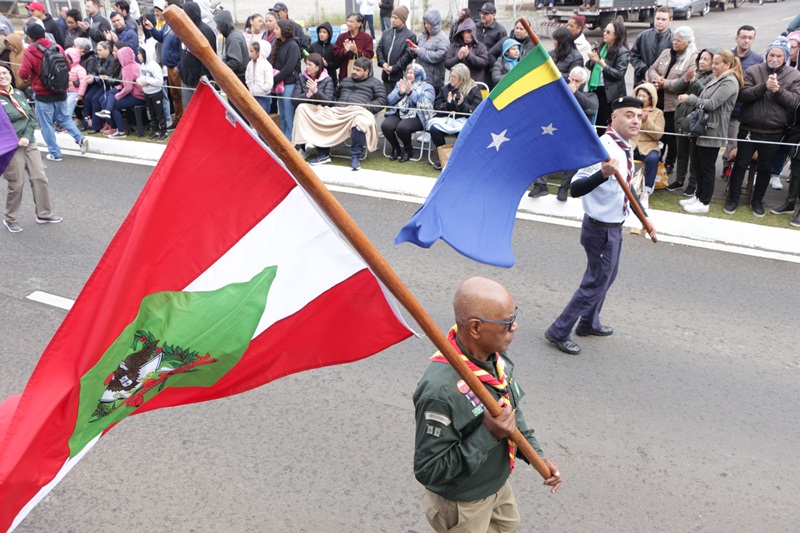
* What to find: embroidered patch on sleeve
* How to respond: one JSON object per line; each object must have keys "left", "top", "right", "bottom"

{"left": 424, "top": 411, "right": 451, "bottom": 426}
{"left": 426, "top": 424, "right": 442, "bottom": 437}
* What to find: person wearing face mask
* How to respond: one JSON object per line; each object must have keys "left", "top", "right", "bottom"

{"left": 723, "top": 36, "right": 800, "bottom": 218}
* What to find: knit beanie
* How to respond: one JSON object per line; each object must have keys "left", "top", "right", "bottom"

{"left": 393, "top": 5, "right": 409, "bottom": 24}
{"left": 766, "top": 36, "right": 790, "bottom": 64}
{"left": 25, "top": 23, "right": 45, "bottom": 41}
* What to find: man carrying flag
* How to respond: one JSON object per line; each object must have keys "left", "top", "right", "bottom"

{"left": 414, "top": 276, "right": 561, "bottom": 532}
{"left": 545, "top": 96, "right": 657, "bottom": 356}
{"left": 395, "top": 37, "right": 609, "bottom": 267}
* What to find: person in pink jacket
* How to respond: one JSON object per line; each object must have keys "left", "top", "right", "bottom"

{"left": 64, "top": 47, "right": 87, "bottom": 120}
{"left": 95, "top": 45, "right": 144, "bottom": 138}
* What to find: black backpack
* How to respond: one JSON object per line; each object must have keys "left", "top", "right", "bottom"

{"left": 34, "top": 42, "right": 69, "bottom": 93}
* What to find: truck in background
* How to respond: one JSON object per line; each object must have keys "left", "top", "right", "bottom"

{"left": 548, "top": 0, "right": 659, "bottom": 31}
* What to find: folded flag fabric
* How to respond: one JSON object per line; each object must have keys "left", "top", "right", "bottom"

{"left": 395, "top": 43, "right": 609, "bottom": 267}
{"left": 0, "top": 111, "right": 17, "bottom": 175}
{"left": 0, "top": 81, "right": 413, "bottom": 532}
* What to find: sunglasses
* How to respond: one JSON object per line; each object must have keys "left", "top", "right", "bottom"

{"left": 475, "top": 307, "right": 519, "bottom": 332}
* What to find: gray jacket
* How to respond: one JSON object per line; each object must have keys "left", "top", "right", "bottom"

{"left": 415, "top": 9, "right": 449, "bottom": 90}
{"left": 214, "top": 11, "right": 248, "bottom": 78}
{"left": 630, "top": 28, "right": 673, "bottom": 86}
{"left": 685, "top": 72, "right": 740, "bottom": 148}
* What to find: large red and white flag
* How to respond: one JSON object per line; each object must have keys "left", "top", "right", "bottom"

{"left": 0, "top": 82, "right": 414, "bottom": 531}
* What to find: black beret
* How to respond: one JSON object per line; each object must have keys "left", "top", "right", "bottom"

{"left": 611, "top": 96, "right": 644, "bottom": 111}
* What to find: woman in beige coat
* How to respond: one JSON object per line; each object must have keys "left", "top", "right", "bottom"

{"left": 632, "top": 82, "right": 665, "bottom": 194}
{"left": 646, "top": 26, "right": 698, "bottom": 174}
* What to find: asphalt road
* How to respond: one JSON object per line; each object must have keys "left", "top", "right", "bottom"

{"left": 1, "top": 155, "right": 798, "bottom": 532}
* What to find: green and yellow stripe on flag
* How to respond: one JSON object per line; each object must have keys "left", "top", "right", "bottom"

{"left": 396, "top": 41, "right": 610, "bottom": 267}
{"left": 491, "top": 43, "right": 562, "bottom": 110}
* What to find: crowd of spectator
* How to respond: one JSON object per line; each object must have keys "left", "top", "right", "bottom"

{"left": 2, "top": 2, "right": 800, "bottom": 230}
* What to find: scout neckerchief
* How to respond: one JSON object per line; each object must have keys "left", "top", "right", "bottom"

{"left": 606, "top": 125, "right": 633, "bottom": 216}
{"left": 0, "top": 87, "right": 27, "bottom": 118}
{"left": 429, "top": 326, "right": 516, "bottom": 472}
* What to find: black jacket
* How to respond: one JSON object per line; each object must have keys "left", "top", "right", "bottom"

{"left": 586, "top": 47, "right": 629, "bottom": 103}
{"left": 379, "top": 0, "right": 394, "bottom": 18}
{"left": 181, "top": 2, "right": 216, "bottom": 86}
{"left": 310, "top": 22, "right": 337, "bottom": 86}
{"left": 336, "top": 74, "right": 387, "bottom": 114}
{"left": 272, "top": 36, "right": 302, "bottom": 86}
{"left": 376, "top": 24, "right": 416, "bottom": 84}
{"left": 433, "top": 83, "right": 482, "bottom": 115}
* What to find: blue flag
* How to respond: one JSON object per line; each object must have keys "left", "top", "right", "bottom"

{"left": 395, "top": 43, "right": 609, "bottom": 267}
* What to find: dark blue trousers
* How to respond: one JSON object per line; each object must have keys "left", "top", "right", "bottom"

{"left": 548, "top": 215, "right": 622, "bottom": 340}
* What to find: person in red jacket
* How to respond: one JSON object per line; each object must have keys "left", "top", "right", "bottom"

{"left": 332, "top": 13, "right": 374, "bottom": 83}
{"left": 18, "top": 24, "right": 88, "bottom": 161}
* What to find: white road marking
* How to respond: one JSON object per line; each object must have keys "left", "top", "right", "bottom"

{"left": 26, "top": 291, "right": 74, "bottom": 310}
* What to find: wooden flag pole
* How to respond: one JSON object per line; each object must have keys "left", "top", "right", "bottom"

{"left": 519, "top": 17, "right": 657, "bottom": 242}
{"left": 163, "top": 7, "right": 553, "bottom": 481}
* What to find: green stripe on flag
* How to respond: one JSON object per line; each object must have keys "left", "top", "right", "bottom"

{"left": 68, "top": 266, "right": 277, "bottom": 456}
{"left": 491, "top": 43, "right": 552, "bottom": 98}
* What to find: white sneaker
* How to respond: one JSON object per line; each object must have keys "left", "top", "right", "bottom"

{"left": 679, "top": 196, "right": 698, "bottom": 207}
{"left": 770, "top": 175, "right": 783, "bottom": 190}
{"left": 684, "top": 201, "right": 709, "bottom": 214}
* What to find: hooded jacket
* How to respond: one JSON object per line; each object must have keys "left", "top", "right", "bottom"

{"left": 18, "top": 36, "right": 67, "bottom": 101}
{"left": 376, "top": 19, "right": 416, "bottom": 84}
{"left": 310, "top": 22, "right": 337, "bottom": 85}
{"left": 444, "top": 19, "right": 490, "bottom": 84}
{"left": 65, "top": 47, "right": 88, "bottom": 97}
{"left": 2, "top": 34, "right": 27, "bottom": 89}
{"left": 215, "top": 11, "right": 248, "bottom": 80}
{"left": 492, "top": 38, "right": 521, "bottom": 86}
{"left": 415, "top": 9, "right": 449, "bottom": 90}
{"left": 738, "top": 61, "right": 800, "bottom": 134}
{"left": 631, "top": 82, "right": 664, "bottom": 155}
{"left": 245, "top": 40, "right": 273, "bottom": 97}
{"left": 115, "top": 46, "right": 145, "bottom": 100}
{"left": 292, "top": 67, "right": 334, "bottom": 106}
{"left": 137, "top": 47, "right": 164, "bottom": 95}
{"left": 181, "top": 2, "right": 216, "bottom": 86}
{"left": 672, "top": 47, "right": 717, "bottom": 132}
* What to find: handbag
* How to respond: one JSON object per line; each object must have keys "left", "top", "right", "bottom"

{"left": 272, "top": 69, "right": 284, "bottom": 95}
{"left": 682, "top": 105, "right": 708, "bottom": 137}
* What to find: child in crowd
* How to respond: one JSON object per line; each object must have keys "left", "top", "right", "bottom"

{"left": 65, "top": 47, "right": 87, "bottom": 122}
{"left": 310, "top": 22, "right": 337, "bottom": 87}
{"left": 245, "top": 41, "right": 274, "bottom": 114}
{"left": 136, "top": 47, "right": 168, "bottom": 142}
{"left": 491, "top": 38, "right": 520, "bottom": 86}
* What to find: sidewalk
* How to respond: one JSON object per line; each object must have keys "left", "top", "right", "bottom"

{"left": 40, "top": 132, "right": 800, "bottom": 262}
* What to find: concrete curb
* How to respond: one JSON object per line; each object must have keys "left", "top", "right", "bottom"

{"left": 39, "top": 131, "right": 800, "bottom": 260}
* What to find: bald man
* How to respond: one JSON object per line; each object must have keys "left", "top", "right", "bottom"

{"left": 413, "top": 276, "right": 561, "bottom": 533}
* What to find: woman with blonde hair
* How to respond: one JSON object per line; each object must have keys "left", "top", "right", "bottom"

{"left": 676, "top": 50, "right": 743, "bottom": 214}
{"left": 426, "top": 63, "right": 481, "bottom": 169}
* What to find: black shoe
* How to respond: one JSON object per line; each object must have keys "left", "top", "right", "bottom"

{"left": 770, "top": 201, "right": 796, "bottom": 215}
{"left": 556, "top": 186, "right": 569, "bottom": 202}
{"left": 666, "top": 180, "right": 684, "bottom": 191}
{"left": 545, "top": 330, "right": 581, "bottom": 355}
{"left": 528, "top": 183, "right": 549, "bottom": 198}
{"left": 665, "top": 163, "right": 675, "bottom": 175}
{"left": 388, "top": 146, "right": 400, "bottom": 161}
{"left": 791, "top": 211, "right": 800, "bottom": 227}
{"left": 432, "top": 161, "right": 442, "bottom": 170}
{"left": 751, "top": 199, "right": 765, "bottom": 218}
{"left": 398, "top": 148, "right": 412, "bottom": 163}
{"left": 682, "top": 185, "right": 696, "bottom": 197}
{"left": 575, "top": 325, "right": 614, "bottom": 337}
{"left": 723, "top": 199, "right": 738, "bottom": 215}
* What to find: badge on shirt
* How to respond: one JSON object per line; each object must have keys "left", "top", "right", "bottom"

{"left": 424, "top": 411, "right": 451, "bottom": 426}
{"left": 456, "top": 379, "right": 486, "bottom": 417}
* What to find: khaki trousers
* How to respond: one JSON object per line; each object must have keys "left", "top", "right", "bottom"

{"left": 422, "top": 480, "right": 521, "bottom": 533}
{"left": 3, "top": 143, "right": 53, "bottom": 222}
{"left": 167, "top": 66, "right": 183, "bottom": 125}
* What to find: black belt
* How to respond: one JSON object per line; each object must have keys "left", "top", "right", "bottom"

{"left": 587, "top": 216, "right": 623, "bottom": 228}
